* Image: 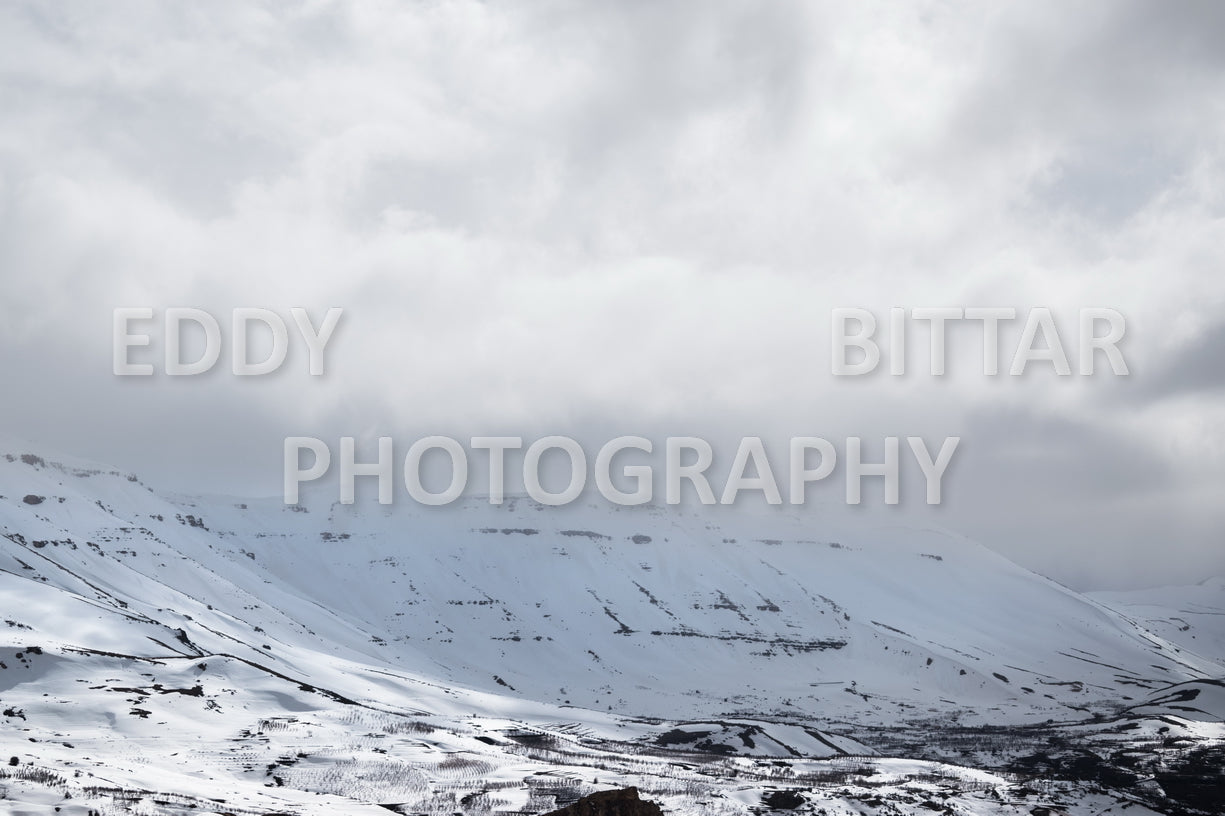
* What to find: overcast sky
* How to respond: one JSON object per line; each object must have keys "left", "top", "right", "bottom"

{"left": 1, "top": 1, "right": 1223, "bottom": 590}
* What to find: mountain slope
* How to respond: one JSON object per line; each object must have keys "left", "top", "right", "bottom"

{"left": 1091, "top": 578, "right": 1225, "bottom": 666}
{"left": 2, "top": 448, "right": 1220, "bottom": 726}
{"left": 2, "top": 446, "right": 1223, "bottom": 815}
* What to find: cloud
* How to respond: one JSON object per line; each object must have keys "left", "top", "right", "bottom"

{"left": 1134, "top": 320, "right": 1225, "bottom": 400}
{"left": 1, "top": 1, "right": 1224, "bottom": 589}
{"left": 943, "top": 405, "right": 1225, "bottom": 589}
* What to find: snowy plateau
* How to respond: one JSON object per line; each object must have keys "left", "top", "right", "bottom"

{"left": 0, "top": 447, "right": 1222, "bottom": 815}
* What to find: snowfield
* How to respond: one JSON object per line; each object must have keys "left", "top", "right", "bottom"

{"left": 1, "top": 447, "right": 1221, "bottom": 815}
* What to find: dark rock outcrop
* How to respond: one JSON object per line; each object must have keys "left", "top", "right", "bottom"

{"left": 542, "top": 787, "right": 663, "bottom": 816}
{"left": 762, "top": 789, "right": 805, "bottom": 810}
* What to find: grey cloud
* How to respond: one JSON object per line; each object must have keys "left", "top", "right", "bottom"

{"left": 944, "top": 406, "right": 1219, "bottom": 590}
{"left": 1, "top": 1, "right": 1223, "bottom": 593}
{"left": 959, "top": 406, "right": 1170, "bottom": 499}
{"left": 1029, "top": 140, "right": 1184, "bottom": 225}
{"left": 924, "top": 2, "right": 1225, "bottom": 229}
{"left": 1134, "top": 320, "right": 1225, "bottom": 402}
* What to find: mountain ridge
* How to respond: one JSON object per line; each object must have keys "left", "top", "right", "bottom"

{"left": 2, "top": 444, "right": 1222, "bottom": 815}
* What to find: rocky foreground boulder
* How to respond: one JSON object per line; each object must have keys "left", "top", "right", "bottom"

{"left": 542, "top": 787, "right": 664, "bottom": 816}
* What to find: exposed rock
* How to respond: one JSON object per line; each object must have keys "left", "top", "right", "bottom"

{"left": 762, "top": 789, "right": 806, "bottom": 810}
{"left": 542, "top": 787, "right": 662, "bottom": 816}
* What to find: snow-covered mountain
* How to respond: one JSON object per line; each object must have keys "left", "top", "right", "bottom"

{"left": 1, "top": 446, "right": 1222, "bottom": 815}
{"left": 1090, "top": 578, "right": 1225, "bottom": 668}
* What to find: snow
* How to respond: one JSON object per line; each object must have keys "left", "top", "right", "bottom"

{"left": 1, "top": 445, "right": 1221, "bottom": 815}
